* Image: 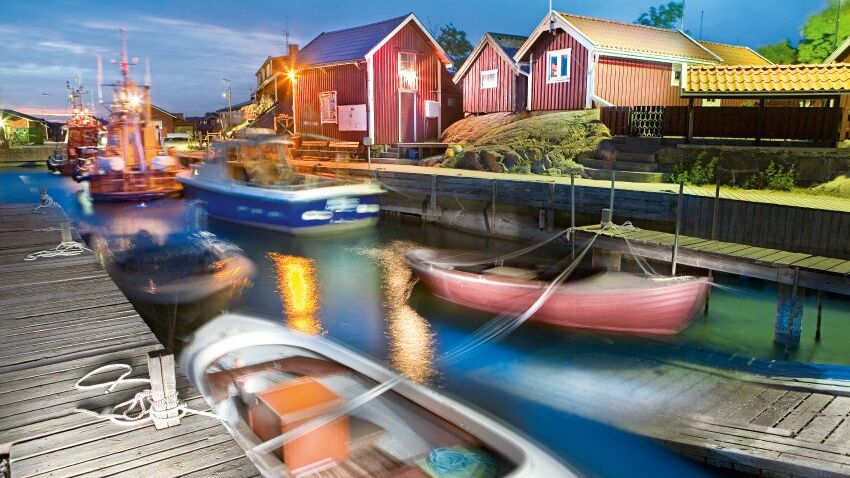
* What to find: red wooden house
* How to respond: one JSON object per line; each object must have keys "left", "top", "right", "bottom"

{"left": 512, "top": 12, "right": 771, "bottom": 110}
{"left": 293, "top": 13, "right": 453, "bottom": 146}
{"left": 453, "top": 33, "right": 528, "bottom": 114}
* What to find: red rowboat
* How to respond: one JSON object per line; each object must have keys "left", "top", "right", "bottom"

{"left": 406, "top": 248, "right": 711, "bottom": 335}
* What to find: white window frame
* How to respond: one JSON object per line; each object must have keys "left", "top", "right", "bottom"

{"left": 546, "top": 48, "right": 571, "bottom": 84}
{"left": 398, "top": 51, "right": 418, "bottom": 91}
{"left": 671, "top": 63, "right": 683, "bottom": 87}
{"left": 480, "top": 69, "right": 498, "bottom": 89}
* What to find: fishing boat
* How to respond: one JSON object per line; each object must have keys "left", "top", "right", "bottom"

{"left": 177, "top": 131, "right": 384, "bottom": 235}
{"left": 47, "top": 81, "right": 102, "bottom": 175}
{"left": 406, "top": 248, "right": 711, "bottom": 335}
{"left": 181, "top": 313, "right": 578, "bottom": 478}
{"left": 74, "top": 31, "right": 182, "bottom": 201}
{"left": 94, "top": 230, "right": 255, "bottom": 348}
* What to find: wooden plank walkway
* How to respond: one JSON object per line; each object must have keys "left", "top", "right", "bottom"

{"left": 0, "top": 203, "right": 258, "bottom": 477}
{"left": 574, "top": 224, "right": 850, "bottom": 296}
{"left": 467, "top": 346, "right": 850, "bottom": 477}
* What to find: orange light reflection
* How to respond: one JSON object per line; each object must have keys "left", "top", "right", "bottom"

{"left": 269, "top": 253, "right": 323, "bottom": 336}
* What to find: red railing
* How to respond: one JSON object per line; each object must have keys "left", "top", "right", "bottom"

{"left": 601, "top": 106, "right": 842, "bottom": 145}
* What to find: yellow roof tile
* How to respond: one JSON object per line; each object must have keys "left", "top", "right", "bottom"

{"left": 698, "top": 40, "right": 772, "bottom": 65}
{"left": 684, "top": 63, "right": 850, "bottom": 96}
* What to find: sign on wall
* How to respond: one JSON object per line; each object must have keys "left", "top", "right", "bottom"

{"left": 338, "top": 104, "right": 367, "bottom": 131}
{"left": 319, "top": 91, "right": 338, "bottom": 124}
{"left": 425, "top": 100, "right": 440, "bottom": 119}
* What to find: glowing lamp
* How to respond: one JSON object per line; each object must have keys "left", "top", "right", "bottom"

{"left": 127, "top": 93, "right": 141, "bottom": 108}
{"left": 287, "top": 70, "right": 296, "bottom": 81}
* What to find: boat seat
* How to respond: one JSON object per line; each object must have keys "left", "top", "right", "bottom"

{"left": 481, "top": 266, "right": 538, "bottom": 280}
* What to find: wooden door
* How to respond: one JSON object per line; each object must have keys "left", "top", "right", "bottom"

{"left": 399, "top": 92, "right": 416, "bottom": 143}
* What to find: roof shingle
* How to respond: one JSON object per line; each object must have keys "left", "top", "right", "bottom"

{"left": 296, "top": 15, "right": 409, "bottom": 67}
{"left": 698, "top": 41, "right": 771, "bottom": 65}
{"left": 683, "top": 63, "right": 850, "bottom": 96}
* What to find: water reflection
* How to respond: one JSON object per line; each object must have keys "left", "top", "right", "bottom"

{"left": 356, "top": 241, "right": 435, "bottom": 383}
{"left": 269, "top": 253, "right": 323, "bottom": 336}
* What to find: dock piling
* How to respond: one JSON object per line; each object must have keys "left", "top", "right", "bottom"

{"left": 60, "top": 222, "right": 72, "bottom": 243}
{"left": 570, "top": 173, "right": 576, "bottom": 261}
{"left": 704, "top": 270, "right": 713, "bottom": 315}
{"left": 671, "top": 182, "right": 684, "bottom": 276}
{"left": 775, "top": 267, "right": 804, "bottom": 350}
{"left": 608, "top": 170, "right": 616, "bottom": 221}
{"left": 816, "top": 290, "right": 823, "bottom": 342}
{"left": 490, "top": 180, "right": 497, "bottom": 234}
{"left": 147, "top": 350, "right": 181, "bottom": 430}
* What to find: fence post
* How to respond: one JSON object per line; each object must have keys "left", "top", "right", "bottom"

{"left": 755, "top": 98, "right": 765, "bottom": 145}
{"left": 710, "top": 182, "right": 720, "bottom": 240}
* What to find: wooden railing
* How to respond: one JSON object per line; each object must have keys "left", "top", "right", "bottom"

{"left": 601, "top": 105, "right": 843, "bottom": 145}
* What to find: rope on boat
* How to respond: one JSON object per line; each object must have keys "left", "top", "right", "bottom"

{"left": 31, "top": 193, "right": 56, "bottom": 214}
{"left": 254, "top": 233, "right": 600, "bottom": 455}
{"left": 72, "top": 364, "right": 221, "bottom": 426}
{"left": 426, "top": 228, "right": 574, "bottom": 268}
{"left": 24, "top": 241, "right": 92, "bottom": 261}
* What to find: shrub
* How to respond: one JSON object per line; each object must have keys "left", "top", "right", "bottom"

{"left": 764, "top": 161, "right": 796, "bottom": 191}
{"left": 669, "top": 158, "right": 717, "bottom": 185}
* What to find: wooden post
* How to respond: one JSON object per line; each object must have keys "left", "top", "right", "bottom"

{"left": 39, "top": 187, "right": 48, "bottom": 203}
{"left": 816, "top": 290, "right": 823, "bottom": 342}
{"left": 686, "top": 98, "right": 695, "bottom": 144}
{"left": 704, "top": 269, "right": 712, "bottom": 315}
{"left": 671, "top": 182, "right": 684, "bottom": 276}
{"left": 608, "top": 170, "right": 616, "bottom": 223}
{"left": 775, "top": 268, "right": 804, "bottom": 351}
{"left": 710, "top": 182, "right": 720, "bottom": 240}
{"left": 570, "top": 173, "right": 576, "bottom": 261}
{"left": 490, "top": 180, "right": 497, "bottom": 234}
{"left": 147, "top": 350, "right": 181, "bottom": 430}
{"left": 60, "top": 222, "right": 72, "bottom": 243}
{"left": 546, "top": 182, "right": 555, "bottom": 231}
{"left": 755, "top": 98, "right": 765, "bottom": 145}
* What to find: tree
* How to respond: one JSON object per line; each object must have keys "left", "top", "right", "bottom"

{"left": 797, "top": 0, "right": 849, "bottom": 63}
{"left": 757, "top": 40, "right": 798, "bottom": 64}
{"left": 635, "top": 2, "right": 684, "bottom": 29}
{"left": 436, "top": 23, "right": 473, "bottom": 67}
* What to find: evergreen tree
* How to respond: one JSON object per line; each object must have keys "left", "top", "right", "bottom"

{"left": 436, "top": 23, "right": 473, "bottom": 67}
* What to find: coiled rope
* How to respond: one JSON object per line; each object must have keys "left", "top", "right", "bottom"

{"left": 73, "top": 364, "right": 221, "bottom": 426}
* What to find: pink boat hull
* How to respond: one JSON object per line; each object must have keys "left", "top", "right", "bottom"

{"left": 407, "top": 249, "right": 711, "bottom": 335}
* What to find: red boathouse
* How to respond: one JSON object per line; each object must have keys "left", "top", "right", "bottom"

{"left": 293, "top": 14, "right": 454, "bottom": 146}
{"left": 453, "top": 33, "right": 528, "bottom": 114}
{"left": 513, "top": 12, "right": 771, "bottom": 110}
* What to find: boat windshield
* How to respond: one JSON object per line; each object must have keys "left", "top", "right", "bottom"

{"left": 202, "top": 344, "right": 515, "bottom": 478}
{"left": 206, "top": 140, "right": 346, "bottom": 190}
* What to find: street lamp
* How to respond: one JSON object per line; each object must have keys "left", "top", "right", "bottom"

{"left": 222, "top": 78, "right": 232, "bottom": 132}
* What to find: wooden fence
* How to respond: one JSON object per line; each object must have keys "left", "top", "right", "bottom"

{"left": 601, "top": 106, "right": 842, "bottom": 144}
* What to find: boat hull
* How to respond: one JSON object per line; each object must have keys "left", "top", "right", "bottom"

{"left": 179, "top": 176, "right": 382, "bottom": 235}
{"left": 407, "top": 249, "right": 710, "bottom": 335}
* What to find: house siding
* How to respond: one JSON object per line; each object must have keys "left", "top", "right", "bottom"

{"left": 595, "top": 57, "right": 688, "bottom": 107}
{"left": 372, "top": 22, "right": 442, "bottom": 144}
{"left": 295, "top": 63, "right": 368, "bottom": 143}
{"left": 525, "top": 30, "right": 589, "bottom": 111}
{"left": 459, "top": 41, "right": 523, "bottom": 113}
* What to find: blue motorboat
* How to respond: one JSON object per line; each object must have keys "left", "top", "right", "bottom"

{"left": 177, "top": 132, "right": 384, "bottom": 235}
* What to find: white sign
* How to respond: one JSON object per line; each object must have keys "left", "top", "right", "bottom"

{"left": 337, "top": 104, "right": 367, "bottom": 131}
{"left": 425, "top": 100, "right": 440, "bottom": 119}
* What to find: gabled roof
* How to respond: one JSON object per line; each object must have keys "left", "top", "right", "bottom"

{"left": 151, "top": 104, "right": 177, "bottom": 118}
{"left": 0, "top": 108, "right": 47, "bottom": 124}
{"left": 682, "top": 63, "right": 850, "bottom": 97}
{"left": 698, "top": 40, "right": 772, "bottom": 65}
{"left": 296, "top": 13, "right": 450, "bottom": 68}
{"left": 453, "top": 32, "right": 528, "bottom": 83}
{"left": 825, "top": 35, "right": 850, "bottom": 63}
{"left": 559, "top": 13, "right": 719, "bottom": 62}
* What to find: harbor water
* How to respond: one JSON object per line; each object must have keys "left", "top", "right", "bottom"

{"left": 5, "top": 168, "right": 850, "bottom": 478}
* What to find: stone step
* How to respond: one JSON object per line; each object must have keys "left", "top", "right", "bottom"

{"left": 582, "top": 167, "right": 668, "bottom": 183}
{"left": 577, "top": 157, "right": 660, "bottom": 172}
{"left": 614, "top": 151, "right": 657, "bottom": 163}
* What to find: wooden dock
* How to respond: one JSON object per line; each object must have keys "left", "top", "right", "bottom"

{"left": 0, "top": 203, "right": 258, "bottom": 477}
{"left": 573, "top": 224, "right": 850, "bottom": 296}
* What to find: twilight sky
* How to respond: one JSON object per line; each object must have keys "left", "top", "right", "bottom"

{"left": 0, "top": 0, "right": 826, "bottom": 117}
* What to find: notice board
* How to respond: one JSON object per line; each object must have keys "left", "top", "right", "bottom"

{"left": 337, "top": 104, "right": 367, "bottom": 131}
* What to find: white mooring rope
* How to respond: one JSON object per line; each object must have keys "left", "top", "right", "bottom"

{"left": 24, "top": 241, "right": 92, "bottom": 261}
{"left": 73, "top": 364, "right": 221, "bottom": 426}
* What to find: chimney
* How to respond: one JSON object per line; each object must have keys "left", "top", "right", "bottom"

{"left": 288, "top": 44, "right": 299, "bottom": 59}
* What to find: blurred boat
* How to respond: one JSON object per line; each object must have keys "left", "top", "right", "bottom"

{"left": 94, "top": 230, "right": 254, "bottom": 348}
{"left": 177, "top": 130, "right": 384, "bottom": 235}
{"left": 181, "top": 313, "right": 578, "bottom": 478}
{"left": 74, "top": 31, "right": 182, "bottom": 201}
{"left": 47, "top": 80, "right": 103, "bottom": 175}
{"left": 406, "top": 248, "right": 710, "bottom": 335}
